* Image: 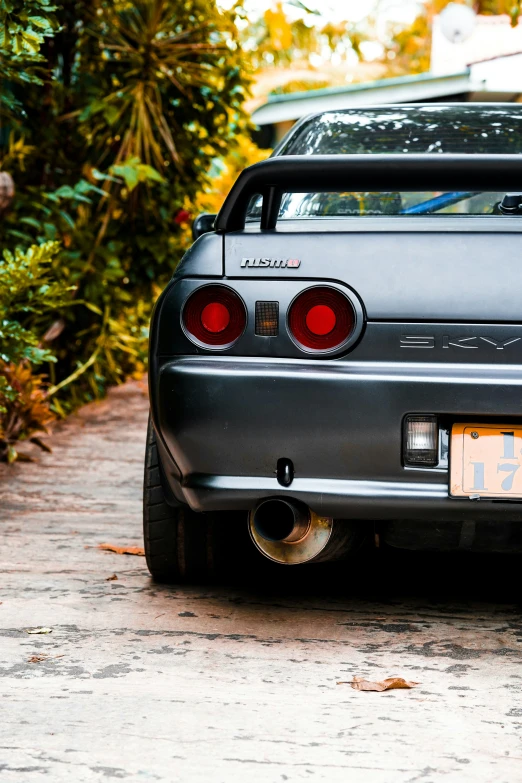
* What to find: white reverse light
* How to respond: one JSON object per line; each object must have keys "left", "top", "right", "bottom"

{"left": 404, "top": 415, "right": 438, "bottom": 467}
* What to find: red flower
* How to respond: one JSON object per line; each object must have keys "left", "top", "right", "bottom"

{"left": 174, "top": 208, "right": 191, "bottom": 225}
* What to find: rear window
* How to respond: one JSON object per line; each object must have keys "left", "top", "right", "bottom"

{"left": 248, "top": 191, "right": 508, "bottom": 219}
{"left": 278, "top": 106, "right": 522, "bottom": 156}
{"left": 247, "top": 106, "right": 522, "bottom": 220}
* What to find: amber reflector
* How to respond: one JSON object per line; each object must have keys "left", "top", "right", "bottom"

{"left": 255, "top": 301, "right": 279, "bottom": 336}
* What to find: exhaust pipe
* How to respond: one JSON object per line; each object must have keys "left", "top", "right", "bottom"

{"left": 249, "top": 498, "right": 334, "bottom": 565}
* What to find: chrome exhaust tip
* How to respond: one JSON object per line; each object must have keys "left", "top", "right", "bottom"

{"left": 249, "top": 498, "right": 333, "bottom": 565}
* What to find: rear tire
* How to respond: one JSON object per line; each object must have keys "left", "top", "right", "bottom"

{"left": 143, "top": 415, "right": 247, "bottom": 583}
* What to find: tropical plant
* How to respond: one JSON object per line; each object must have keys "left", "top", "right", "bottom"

{"left": 0, "top": 0, "right": 252, "bottom": 452}
{"left": 0, "top": 362, "right": 55, "bottom": 462}
{"left": 0, "top": 241, "right": 73, "bottom": 461}
{"left": 0, "top": 0, "right": 58, "bottom": 124}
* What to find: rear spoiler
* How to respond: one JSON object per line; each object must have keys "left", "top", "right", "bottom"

{"left": 215, "top": 153, "right": 522, "bottom": 232}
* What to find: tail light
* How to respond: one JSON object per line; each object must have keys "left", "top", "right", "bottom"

{"left": 182, "top": 285, "right": 246, "bottom": 348}
{"left": 288, "top": 286, "right": 355, "bottom": 352}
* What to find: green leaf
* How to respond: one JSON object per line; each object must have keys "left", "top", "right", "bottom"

{"left": 110, "top": 162, "right": 139, "bottom": 191}
{"left": 22, "top": 30, "right": 43, "bottom": 54}
{"left": 78, "top": 99, "right": 106, "bottom": 122}
{"left": 19, "top": 216, "right": 43, "bottom": 229}
{"left": 59, "top": 210, "right": 75, "bottom": 230}
{"left": 75, "top": 179, "right": 106, "bottom": 197}
{"left": 84, "top": 302, "right": 103, "bottom": 315}
{"left": 91, "top": 168, "right": 120, "bottom": 183}
{"left": 53, "top": 185, "right": 92, "bottom": 203}
{"left": 103, "top": 104, "right": 119, "bottom": 126}
{"left": 137, "top": 163, "right": 165, "bottom": 184}
{"left": 13, "top": 33, "right": 23, "bottom": 54}
{"left": 110, "top": 158, "right": 165, "bottom": 191}
{"left": 52, "top": 185, "right": 76, "bottom": 199}
{"left": 3, "top": 19, "right": 10, "bottom": 49}
{"left": 24, "top": 345, "right": 56, "bottom": 363}
{"left": 28, "top": 16, "right": 51, "bottom": 30}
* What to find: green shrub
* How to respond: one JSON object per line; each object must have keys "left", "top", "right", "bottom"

{"left": 0, "top": 0, "right": 252, "bottom": 453}
{"left": 0, "top": 241, "right": 73, "bottom": 461}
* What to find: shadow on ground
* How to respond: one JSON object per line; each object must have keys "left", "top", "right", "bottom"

{"left": 197, "top": 540, "right": 522, "bottom": 605}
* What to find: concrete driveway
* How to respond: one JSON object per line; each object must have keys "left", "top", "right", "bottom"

{"left": 1, "top": 381, "right": 521, "bottom": 782}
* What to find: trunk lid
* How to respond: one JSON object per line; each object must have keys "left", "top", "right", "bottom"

{"left": 224, "top": 218, "right": 522, "bottom": 322}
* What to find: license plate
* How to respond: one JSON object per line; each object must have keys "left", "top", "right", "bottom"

{"left": 451, "top": 424, "right": 522, "bottom": 498}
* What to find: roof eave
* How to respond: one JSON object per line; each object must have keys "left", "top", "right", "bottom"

{"left": 252, "top": 71, "right": 472, "bottom": 127}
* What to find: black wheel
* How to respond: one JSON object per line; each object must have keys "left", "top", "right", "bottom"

{"left": 143, "top": 415, "right": 248, "bottom": 583}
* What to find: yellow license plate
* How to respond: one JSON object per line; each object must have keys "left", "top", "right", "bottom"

{"left": 451, "top": 423, "right": 522, "bottom": 498}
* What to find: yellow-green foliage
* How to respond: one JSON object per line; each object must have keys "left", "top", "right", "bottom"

{"left": 0, "top": 362, "right": 55, "bottom": 463}
{"left": 388, "top": 0, "right": 521, "bottom": 76}
{"left": 0, "top": 0, "right": 252, "bottom": 457}
{"left": 195, "top": 137, "right": 271, "bottom": 217}
{"left": 0, "top": 241, "right": 74, "bottom": 461}
{"left": 0, "top": 241, "right": 71, "bottom": 369}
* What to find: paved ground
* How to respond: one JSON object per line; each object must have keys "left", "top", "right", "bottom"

{"left": 1, "top": 382, "right": 522, "bottom": 782}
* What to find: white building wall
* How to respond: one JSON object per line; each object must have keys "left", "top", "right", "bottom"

{"left": 470, "top": 54, "right": 522, "bottom": 95}
{"left": 431, "top": 14, "right": 522, "bottom": 76}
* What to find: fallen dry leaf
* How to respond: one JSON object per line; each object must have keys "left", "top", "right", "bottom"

{"left": 28, "top": 653, "right": 64, "bottom": 664}
{"left": 28, "top": 654, "right": 50, "bottom": 663}
{"left": 338, "top": 676, "right": 419, "bottom": 692}
{"left": 25, "top": 627, "right": 52, "bottom": 635}
{"left": 97, "top": 544, "right": 145, "bottom": 556}
{"left": 106, "top": 574, "right": 118, "bottom": 581}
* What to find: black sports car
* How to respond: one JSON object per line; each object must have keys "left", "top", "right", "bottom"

{"left": 145, "top": 103, "right": 522, "bottom": 582}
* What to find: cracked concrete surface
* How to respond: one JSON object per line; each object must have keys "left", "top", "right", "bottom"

{"left": 1, "top": 381, "right": 522, "bottom": 782}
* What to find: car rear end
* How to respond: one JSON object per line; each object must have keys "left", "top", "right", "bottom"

{"left": 149, "top": 104, "right": 522, "bottom": 565}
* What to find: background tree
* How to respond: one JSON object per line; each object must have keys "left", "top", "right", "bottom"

{"left": 0, "top": 0, "right": 251, "bottom": 457}
{"left": 0, "top": 1, "right": 58, "bottom": 126}
{"left": 0, "top": 0, "right": 250, "bottom": 398}
{"left": 387, "top": 0, "right": 522, "bottom": 75}
{"left": 239, "top": 0, "right": 371, "bottom": 93}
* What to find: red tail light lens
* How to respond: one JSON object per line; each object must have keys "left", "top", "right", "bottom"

{"left": 288, "top": 287, "right": 355, "bottom": 351}
{"left": 201, "top": 302, "right": 230, "bottom": 333}
{"left": 183, "top": 285, "right": 246, "bottom": 347}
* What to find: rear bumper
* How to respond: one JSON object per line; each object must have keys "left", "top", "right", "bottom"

{"left": 152, "top": 356, "right": 522, "bottom": 521}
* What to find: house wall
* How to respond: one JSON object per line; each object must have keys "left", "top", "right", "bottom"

{"left": 432, "top": 14, "right": 522, "bottom": 76}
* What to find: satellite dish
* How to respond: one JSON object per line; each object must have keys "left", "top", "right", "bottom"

{"left": 440, "top": 3, "right": 476, "bottom": 44}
